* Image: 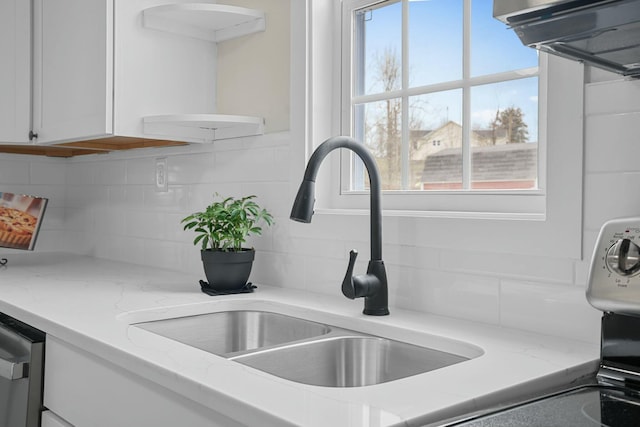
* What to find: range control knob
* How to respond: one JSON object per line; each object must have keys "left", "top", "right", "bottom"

{"left": 607, "top": 238, "right": 640, "bottom": 276}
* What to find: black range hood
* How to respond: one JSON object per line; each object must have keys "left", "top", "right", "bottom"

{"left": 494, "top": 0, "right": 640, "bottom": 78}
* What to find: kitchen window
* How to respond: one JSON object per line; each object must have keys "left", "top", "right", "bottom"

{"left": 300, "top": 0, "right": 583, "bottom": 259}
{"left": 339, "top": 0, "right": 544, "bottom": 214}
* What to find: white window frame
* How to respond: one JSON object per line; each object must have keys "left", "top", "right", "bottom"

{"left": 299, "top": 0, "right": 584, "bottom": 260}
{"left": 338, "top": 0, "right": 545, "bottom": 215}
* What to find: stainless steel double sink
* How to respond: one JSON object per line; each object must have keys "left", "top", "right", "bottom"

{"left": 134, "top": 310, "right": 470, "bottom": 387}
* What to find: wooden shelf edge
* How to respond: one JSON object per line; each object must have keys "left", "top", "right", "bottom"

{"left": 0, "top": 137, "right": 188, "bottom": 157}
{"left": 0, "top": 144, "right": 103, "bottom": 157}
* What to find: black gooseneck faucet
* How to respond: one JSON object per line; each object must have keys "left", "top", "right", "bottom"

{"left": 290, "top": 136, "right": 389, "bottom": 316}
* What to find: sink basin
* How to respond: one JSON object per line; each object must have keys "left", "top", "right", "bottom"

{"left": 133, "top": 307, "right": 474, "bottom": 387}
{"left": 232, "top": 335, "right": 469, "bottom": 387}
{"left": 134, "top": 310, "right": 331, "bottom": 356}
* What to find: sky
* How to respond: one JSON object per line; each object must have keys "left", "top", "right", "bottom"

{"left": 360, "top": 0, "right": 540, "bottom": 141}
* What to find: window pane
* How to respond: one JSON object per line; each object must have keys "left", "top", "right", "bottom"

{"left": 471, "top": 0, "right": 538, "bottom": 76}
{"left": 354, "top": 1, "right": 402, "bottom": 96}
{"left": 345, "top": 0, "right": 541, "bottom": 197}
{"left": 354, "top": 99, "right": 402, "bottom": 190}
{"left": 411, "top": 89, "right": 463, "bottom": 190}
{"left": 409, "top": 0, "right": 463, "bottom": 86}
{"left": 470, "top": 77, "right": 539, "bottom": 189}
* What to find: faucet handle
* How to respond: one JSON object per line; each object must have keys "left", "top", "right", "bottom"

{"left": 342, "top": 250, "right": 358, "bottom": 299}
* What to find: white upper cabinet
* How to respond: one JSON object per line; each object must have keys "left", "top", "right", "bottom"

{"left": 0, "top": 0, "right": 31, "bottom": 144}
{"left": 32, "top": 0, "right": 113, "bottom": 144}
{"left": 3, "top": 0, "right": 265, "bottom": 151}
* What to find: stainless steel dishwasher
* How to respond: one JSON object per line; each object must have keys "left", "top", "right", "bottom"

{"left": 0, "top": 312, "right": 45, "bottom": 427}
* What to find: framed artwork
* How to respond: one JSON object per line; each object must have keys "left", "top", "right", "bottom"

{"left": 0, "top": 192, "right": 48, "bottom": 250}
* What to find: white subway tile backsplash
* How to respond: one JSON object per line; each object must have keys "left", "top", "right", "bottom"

{"left": 585, "top": 79, "right": 640, "bottom": 115}
{"left": 168, "top": 152, "right": 216, "bottom": 184}
{"left": 273, "top": 147, "right": 293, "bottom": 182}
{"left": 583, "top": 171, "right": 640, "bottom": 231}
{"left": 585, "top": 112, "right": 640, "bottom": 173}
{"left": 390, "top": 268, "right": 500, "bottom": 325}
{"left": 123, "top": 185, "right": 146, "bottom": 208}
{"left": 107, "top": 186, "right": 126, "bottom": 205}
{"left": 143, "top": 185, "right": 189, "bottom": 212}
{"left": 303, "top": 256, "right": 349, "bottom": 295}
{"left": 65, "top": 162, "right": 95, "bottom": 185}
{"left": 66, "top": 185, "right": 108, "bottom": 209}
{"left": 382, "top": 215, "right": 420, "bottom": 247}
{"left": 123, "top": 210, "right": 153, "bottom": 239}
{"left": 125, "top": 157, "right": 155, "bottom": 185}
{"left": 275, "top": 234, "right": 346, "bottom": 260}
{"left": 290, "top": 212, "right": 369, "bottom": 242}
{"left": 0, "top": 159, "right": 30, "bottom": 184}
{"left": 125, "top": 211, "right": 185, "bottom": 244}
{"left": 383, "top": 244, "right": 440, "bottom": 270}
{"left": 214, "top": 149, "right": 275, "bottom": 182}
{"left": 29, "top": 160, "right": 66, "bottom": 185}
{"left": 64, "top": 207, "right": 94, "bottom": 234}
{"left": 251, "top": 251, "right": 307, "bottom": 290}
{"left": 428, "top": 272, "right": 501, "bottom": 325}
{"left": 215, "top": 147, "right": 289, "bottom": 183}
{"left": 441, "top": 249, "right": 575, "bottom": 284}
{"left": 94, "top": 160, "right": 126, "bottom": 185}
{"left": 500, "top": 280, "right": 601, "bottom": 343}
{"left": 94, "top": 207, "right": 125, "bottom": 237}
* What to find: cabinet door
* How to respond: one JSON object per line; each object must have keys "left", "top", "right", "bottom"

{"left": 44, "top": 337, "right": 241, "bottom": 427}
{"left": 0, "top": 0, "right": 30, "bottom": 144}
{"left": 32, "top": 0, "right": 113, "bottom": 144}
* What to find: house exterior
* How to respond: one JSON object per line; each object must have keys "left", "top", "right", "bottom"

{"left": 411, "top": 121, "right": 510, "bottom": 161}
{"left": 421, "top": 142, "right": 538, "bottom": 190}
{"left": 410, "top": 120, "right": 538, "bottom": 190}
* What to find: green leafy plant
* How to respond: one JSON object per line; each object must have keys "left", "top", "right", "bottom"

{"left": 182, "top": 195, "right": 274, "bottom": 252}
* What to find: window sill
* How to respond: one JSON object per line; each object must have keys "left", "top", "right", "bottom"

{"left": 314, "top": 208, "right": 545, "bottom": 221}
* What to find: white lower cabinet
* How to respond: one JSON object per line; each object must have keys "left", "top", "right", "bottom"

{"left": 43, "top": 336, "right": 244, "bottom": 427}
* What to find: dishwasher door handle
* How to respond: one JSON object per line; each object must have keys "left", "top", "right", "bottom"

{"left": 0, "top": 358, "right": 28, "bottom": 380}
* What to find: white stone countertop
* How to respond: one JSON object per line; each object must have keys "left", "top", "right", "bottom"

{"left": 0, "top": 253, "right": 600, "bottom": 426}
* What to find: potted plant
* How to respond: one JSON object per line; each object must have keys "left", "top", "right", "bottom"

{"left": 182, "top": 194, "right": 273, "bottom": 292}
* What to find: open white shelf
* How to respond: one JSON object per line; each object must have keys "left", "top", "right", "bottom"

{"left": 141, "top": 5, "right": 266, "bottom": 144}
{"left": 143, "top": 114, "right": 264, "bottom": 143}
{"left": 142, "top": 3, "right": 265, "bottom": 42}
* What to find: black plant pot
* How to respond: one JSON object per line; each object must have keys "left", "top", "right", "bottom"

{"left": 200, "top": 248, "right": 255, "bottom": 291}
